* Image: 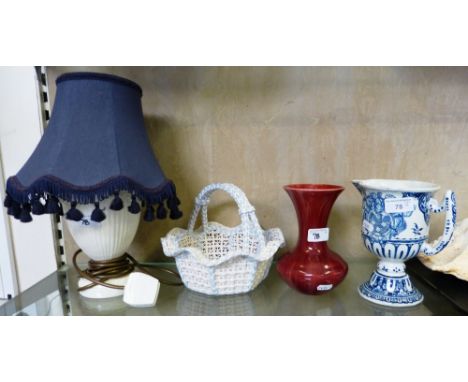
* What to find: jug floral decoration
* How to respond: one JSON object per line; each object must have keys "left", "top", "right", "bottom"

{"left": 353, "top": 179, "right": 456, "bottom": 307}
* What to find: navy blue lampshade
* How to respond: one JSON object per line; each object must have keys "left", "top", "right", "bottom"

{"left": 3, "top": 72, "right": 182, "bottom": 223}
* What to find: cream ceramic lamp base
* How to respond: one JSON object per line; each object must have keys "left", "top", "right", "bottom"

{"left": 64, "top": 192, "right": 140, "bottom": 299}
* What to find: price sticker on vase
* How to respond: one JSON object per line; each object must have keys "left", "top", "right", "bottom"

{"left": 384, "top": 197, "right": 417, "bottom": 214}
{"left": 307, "top": 228, "right": 329, "bottom": 242}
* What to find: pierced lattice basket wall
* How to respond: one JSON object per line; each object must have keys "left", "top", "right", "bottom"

{"left": 161, "top": 183, "right": 285, "bottom": 295}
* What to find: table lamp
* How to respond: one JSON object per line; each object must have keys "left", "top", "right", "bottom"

{"left": 3, "top": 72, "right": 182, "bottom": 298}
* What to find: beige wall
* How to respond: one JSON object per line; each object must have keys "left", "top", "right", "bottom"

{"left": 47, "top": 67, "right": 468, "bottom": 263}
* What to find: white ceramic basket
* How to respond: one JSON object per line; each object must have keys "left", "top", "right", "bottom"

{"left": 161, "top": 183, "right": 285, "bottom": 295}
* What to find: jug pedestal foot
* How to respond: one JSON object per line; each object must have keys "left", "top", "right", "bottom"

{"left": 358, "top": 269, "right": 423, "bottom": 307}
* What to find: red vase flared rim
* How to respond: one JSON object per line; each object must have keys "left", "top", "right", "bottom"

{"left": 284, "top": 184, "right": 345, "bottom": 192}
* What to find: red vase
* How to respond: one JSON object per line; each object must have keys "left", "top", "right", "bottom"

{"left": 277, "top": 184, "right": 348, "bottom": 295}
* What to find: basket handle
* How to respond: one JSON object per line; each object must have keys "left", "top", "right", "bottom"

{"left": 188, "top": 183, "right": 260, "bottom": 233}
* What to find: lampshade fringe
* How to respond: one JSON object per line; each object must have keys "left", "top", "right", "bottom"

{"left": 91, "top": 202, "right": 106, "bottom": 222}
{"left": 45, "top": 195, "right": 61, "bottom": 214}
{"left": 156, "top": 203, "right": 167, "bottom": 219}
{"left": 144, "top": 204, "right": 155, "bottom": 222}
{"left": 110, "top": 191, "right": 124, "bottom": 211}
{"left": 169, "top": 206, "right": 183, "bottom": 220}
{"left": 31, "top": 195, "right": 45, "bottom": 215}
{"left": 19, "top": 203, "right": 33, "bottom": 223}
{"left": 168, "top": 197, "right": 183, "bottom": 220}
{"left": 128, "top": 195, "right": 141, "bottom": 214}
{"left": 6, "top": 176, "right": 177, "bottom": 205}
{"left": 66, "top": 201, "right": 84, "bottom": 221}
{"left": 167, "top": 197, "right": 178, "bottom": 210}
{"left": 7, "top": 200, "right": 21, "bottom": 219}
{"left": 3, "top": 193, "right": 13, "bottom": 208}
{"left": 5, "top": 179, "right": 181, "bottom": 223}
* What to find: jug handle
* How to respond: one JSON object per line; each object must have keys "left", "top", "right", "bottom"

{"left": 421, "top": 190, "right": 456, "bottom": 256}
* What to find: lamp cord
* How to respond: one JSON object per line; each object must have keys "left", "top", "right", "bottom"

{"left": 72, "top": 249, "right": 183, "bottom": 292}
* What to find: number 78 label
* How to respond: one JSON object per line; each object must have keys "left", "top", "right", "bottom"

{"left": 384, "top": 197, "right": 417, "bottom": 213}
{"left": 307, "top": 228, "right": 329, "bottom": 242}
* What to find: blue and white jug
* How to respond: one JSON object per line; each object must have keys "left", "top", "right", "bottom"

{"left": 353, "top": 179, "right": 456, "bottom": 307}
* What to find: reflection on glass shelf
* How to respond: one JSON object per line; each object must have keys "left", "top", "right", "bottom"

{"left": 364, "top": 301, "right": 425, "bottom": 316}
{"left": 13, "top": 290, "right": 63, "bottom": 316}
{"left": 0, "top": 270, "right": 68, "bottom": 316}
{"left": 0, "top": 259, "right": 462, "bottom": 316}
{"left": 177, "top": 286, "right": 273, "bottom": 316}
{"left": 76, "top": 295, "right": 155, "bottom": 316}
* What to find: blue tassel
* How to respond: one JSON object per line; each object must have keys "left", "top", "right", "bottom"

{"left": 156, "top": 203, "right": 167, "bottom": 219}
{"left": 31, "top": 195, "right": 45, "bottom": 215}
{"left": 110, "top": 191, "right": 123, "bottom": 211}
{"left": 20, "top": 204, "right": 33, "bottom": 223}
{"left": 7, "top": 200, "right": 21, "bottom": 219}
{"left": 144, "top": 204, "right": 155, "bottom": 222}
{"left": 169, "top": 206, "right": 183, "bottom": 220}
{"left": 45, "top": 195, "right": 61, "bottom": 214}
{"left": 128, "top": 195, "right": 141, "bottom": 214}
{"left": 3, "top": 193, "right": 13, "bottom": 208}
{"left": 66, "top": 201, "right": 84, "bottom": 221}
{"left": 167, "top": 198, "right": 183, "bottom": 220}
{"left": 91, "top": 202, "right": 106, "bottom": 222}
{"left": 167, "top": 197, "right": 179, "bottom": 211}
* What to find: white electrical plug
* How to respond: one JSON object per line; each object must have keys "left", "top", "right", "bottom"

{"left": 123, "top": 272, "right": 160, "bottom": 308}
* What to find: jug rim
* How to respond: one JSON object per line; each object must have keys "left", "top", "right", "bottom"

{"left": 353, "top": 179, "right": 440, "bottom": 193}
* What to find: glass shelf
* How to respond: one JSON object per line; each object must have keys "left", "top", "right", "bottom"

{"left": 0, "top": 259, "right": 462, "bottom": 316}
